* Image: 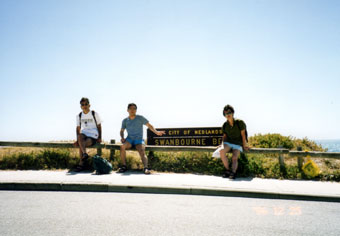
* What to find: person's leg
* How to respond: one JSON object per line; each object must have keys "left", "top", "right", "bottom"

{"left": 231, "top": 149, "right": 241, "bottom": 174}
{"left": 220, "top": 144, "right": 231, "bottom": 170}
{"left": 79, "top": 138, "right": 93, "bottom": 166}
{"left": 78, "top": 134, "right": 93, "bottom": 166}
{"left": 77, "top": 134, "right": 87, "bottom": 158}
{"left": 135, "top": 144, "right": 147, "bottom": 167}
{"left": 136, "top": 144, "right": 150, "bottom": 174}
{"left": 74, "top": 135, "right": 94, "bottom": 171}
{"left": 120, "top": 141, "right": 132, "bottom": 166}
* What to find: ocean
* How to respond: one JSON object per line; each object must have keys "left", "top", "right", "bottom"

{"left": 315, "top": 140, "right": 340, "bottom": 153}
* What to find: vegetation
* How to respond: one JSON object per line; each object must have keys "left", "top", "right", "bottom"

{"left": 148, "top": 151, "right": 340, "bottom": 181}
{"left": 0, "top": 148, "right": 78, "bottom": 170}
{"left": 0, "top": 134, "right": 339, "bottom": 181}
{"left": 248, "top": 133, "right": 325, "bottom": 151}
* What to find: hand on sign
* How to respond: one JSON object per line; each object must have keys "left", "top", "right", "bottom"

{"left": 157, "top": 130, "right": 166, "bottom": 136}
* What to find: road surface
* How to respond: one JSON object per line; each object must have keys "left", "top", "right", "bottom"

{"left": 0, "top": 191, "right": 339, "bottom": 236}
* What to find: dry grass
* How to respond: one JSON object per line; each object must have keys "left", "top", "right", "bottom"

{"left": 283, "top": 156, "right": 340, "bottom": 175}
{"left": 0, "top": 147, "right": 339, "bottom": 181}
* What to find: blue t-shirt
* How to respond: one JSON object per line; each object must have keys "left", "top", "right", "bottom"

{"left": 121, "top": 115, "right": 149, "bottom": 140}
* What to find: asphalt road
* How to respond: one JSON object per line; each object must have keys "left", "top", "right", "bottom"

{"left": 0, "top": 191, "right": 339, "bottom": 236}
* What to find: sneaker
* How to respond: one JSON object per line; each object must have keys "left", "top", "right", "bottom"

{"left": 118, "top": 165, "right": 127, "bottom": 173}
{"left": 82, "top": 153, "right": 89, "bottom": 161}
{"left": 229, "top": 171, "right": 236, "bottom": 180}
{"left": 222, "top": 170, "right": 231, "bottom": 178}
{"left": 74, "top": 165, "right": 85, "bottom": 172}
{"left": 144, "top": 168, "right": 151, "bottom": 175}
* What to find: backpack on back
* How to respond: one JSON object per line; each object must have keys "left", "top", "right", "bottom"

{"left": 93, "top": 155, "right": 112, "bottom": 174}
{"left": 236, "top": 119, "right": 248, "bottom": 142}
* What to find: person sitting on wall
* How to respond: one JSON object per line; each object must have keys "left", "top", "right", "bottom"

{"left": 219, "top": 104, "right": 249, "bottom": 179}
{"left": 73, "top": 97, "right": 102, "bottom": 172}
{"left": 119, "top": 103, "right": 165, "bottom": 174}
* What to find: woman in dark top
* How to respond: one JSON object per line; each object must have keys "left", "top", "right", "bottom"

{"left": 219, "top": 105, "right": 249, "bottom": 179}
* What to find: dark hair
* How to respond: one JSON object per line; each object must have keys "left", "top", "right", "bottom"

{"left": 223, "top": 104, "right": 234, "bottom": 116}
{"left": 80, "top": 97, "right": 90, "bottom": 104}
{"left": 128, "top": 103, "right": 137, "bottom": 109}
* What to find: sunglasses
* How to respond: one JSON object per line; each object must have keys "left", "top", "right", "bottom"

{"left": 81, "top": 103, "right": 89, "bottom": 106}
{"left": 225, "top": 112, "right": 233, "bottom": 116}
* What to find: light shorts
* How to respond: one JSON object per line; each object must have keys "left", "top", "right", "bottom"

{"left": 126, "top": 137, "right": 145, "bottom": 146}
{"left": 224, "top": 142, "right": 243, "bottom": 152}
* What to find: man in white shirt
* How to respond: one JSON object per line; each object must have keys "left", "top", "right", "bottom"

{"left": 74, "top": 97, "right": 102, "bottom": 171}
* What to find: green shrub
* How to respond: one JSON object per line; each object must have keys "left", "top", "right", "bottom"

{"left": 249, "top": 133, "right": 325, "bottom": 151}
{"left": 249, "top": 133, "right": 294, "bottom": 149}
{"left": 0, "top": 149, "right": 78, "bottom": 170}
{"left": 293, "top": 137, "right": 325, "bottom": 151}
{"left": 150, "top": 151, "right": 225, "bottom": 175}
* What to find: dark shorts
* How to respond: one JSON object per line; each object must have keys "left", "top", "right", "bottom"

{"left": 81, "top": 134, "right": 97, "bottom": 146}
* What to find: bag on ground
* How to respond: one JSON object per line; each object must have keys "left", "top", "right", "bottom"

{"left": 93, "top": 155, "right": 112, "bottom": 174}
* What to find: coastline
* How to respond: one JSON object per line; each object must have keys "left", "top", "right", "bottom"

{"left": 315, "top": 139, "right": 340, "bottom": 153}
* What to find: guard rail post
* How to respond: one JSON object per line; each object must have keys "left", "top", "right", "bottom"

{"left": 278, "top": 146, "right": 285, "bottom": 171}
{"left": 109, "top": 139, "right": 116, "bottom": 161}
{"left": 297, "top": 147, "right": 304, "bottom": 170}
{"left": 97, "top": 145, "right": 102, "bottom": 156}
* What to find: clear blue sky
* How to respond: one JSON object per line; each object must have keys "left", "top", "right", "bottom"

{"left": 1, "top": 0, "right": 339, "bottom": 142}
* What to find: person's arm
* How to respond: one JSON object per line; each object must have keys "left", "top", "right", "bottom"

{"left": 73, "top": 126, "right": 81, "bottom": 147}
{"left": 76, "top": 115, "right": 81, "bottom": 138}
{"left": 146, "top": 123, "right": 165, "bottom": 136}
{"left": 97, "top": 124, "right": 102, "bottom": 143}
{"left": 221, "top": 133, "right": 227, "bottom": 146}
{"left": 241, "top": 130, "right": 249, "bottom": 151}
{"left": 76, "top": 126, "right": 80, "bottom": 136}
{"left": 120, "top": 128, "right": 126, "bottom": 143}
{"left": 94, "top": 112, "right": 102, "bottom": 143}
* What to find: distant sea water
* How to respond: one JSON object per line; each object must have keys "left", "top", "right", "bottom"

{"left": 315, "top": 140, "right": 340, "bottom": 152}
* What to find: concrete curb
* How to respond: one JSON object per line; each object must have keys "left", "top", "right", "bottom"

{"left": 1, "top": 182, "right": 339, "bottom": 203}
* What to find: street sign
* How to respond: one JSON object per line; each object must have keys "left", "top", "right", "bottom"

{"left": 147, "top": 127, "right": 223, "bottom": 146}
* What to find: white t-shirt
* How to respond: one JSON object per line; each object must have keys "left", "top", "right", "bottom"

{"left": 76, "top": 110, "right": 102, "bottom": 139}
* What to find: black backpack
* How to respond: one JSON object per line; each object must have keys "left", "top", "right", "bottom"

{"left": 93, "top": 155, "right": 112, "bottom": 174}
{"left": 79, "top": 110, "right": 98, "bottom": 128}
{"left": 236, "top": 119, "right": 248, "bottom": 142}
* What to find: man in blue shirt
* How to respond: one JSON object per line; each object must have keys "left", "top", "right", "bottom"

{"left": 119, "top": 103, "right": 165, "bottom": 174}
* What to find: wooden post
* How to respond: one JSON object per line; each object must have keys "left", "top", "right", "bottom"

{"left": 297, "top": 146, "right": 303, "bottom": 170}
{"left": 97, "top": 145, "right": 102, "bottom": 156}
{"left": 277, "top": 146, "right": 285, "bottom": 170}
{"left": 109, "top": 139, "right": 116, "bottom": 161}
{"left": 279, "top": 153, "right": 285, "bottom": 169}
